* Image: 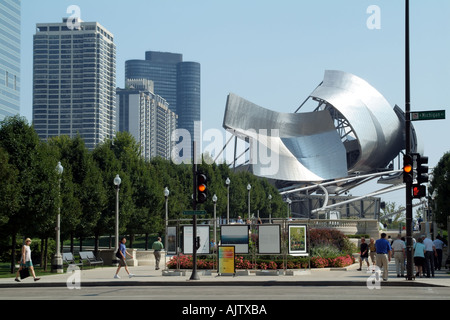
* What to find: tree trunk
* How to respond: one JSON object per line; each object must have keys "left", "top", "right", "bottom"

{"left": 10, "top": 233, "right": 16, "bottom": 274}
{"left": 43, "top": 238, "right": 48, "bottom": 271}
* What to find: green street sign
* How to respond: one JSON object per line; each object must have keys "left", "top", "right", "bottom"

{"left": 411, "top": 110, "right": 446, "bottom": 121}
{"left": 183, "top": 210, "right": 207, "bottom": 215}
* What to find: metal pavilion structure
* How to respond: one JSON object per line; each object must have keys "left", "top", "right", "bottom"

{"left": 221, "top": 70, "right": 420, "bottom": 219}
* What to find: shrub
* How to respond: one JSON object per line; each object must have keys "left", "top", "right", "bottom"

{"left": 309, "top": 228, "right": 355, "bottom": 255}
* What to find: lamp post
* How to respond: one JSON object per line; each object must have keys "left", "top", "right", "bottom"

{"left": 268, "top": 194, "right": 272, "bottom": 224}
{"left": 164, "top": 187, "right": 170, "bottom": 268}
{"left": 286, "top": 197, "right": 292, "bottom": 220}
{"left": 52, "top": 162, "right": 64, "bottom": 273}
{"left": 113, "top": 174, "right": 121, "bottom": 265}
{"left": 226, "top": 177, "right": 230, "bottom": 224}
{"left": 247, "top": 184, "right": 252, "bottom": 221}
{"left": 213, "top": 194, "right": 217, "bottom": 249}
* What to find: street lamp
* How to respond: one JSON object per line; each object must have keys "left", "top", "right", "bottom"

{"left": 268, "top": 194, "right": 272, "bottom": 223}
{"left": 212, "top": 194, "right": 217, "bottom": 250}
{"left": 225, "top": 177, "right": 230, "bottom": 224}
{"left": 247, "top": 184, "right": 252, "bottom": 221}
{"left": 113, "top": 174, "right": 121, "bottom": 265}
{"left": 52, "top": 162, "right": 64, "bottom": 273}
{"left": 164, "top": 187, "right": 170, "bottom": 268}
{"left": 286, "top": 197, "right": 292, "bottom": 220}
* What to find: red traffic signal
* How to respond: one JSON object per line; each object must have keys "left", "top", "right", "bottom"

{"left": 412, "top": 184, "right": 426, "bottom": 199}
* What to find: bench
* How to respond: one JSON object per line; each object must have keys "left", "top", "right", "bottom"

{"left": 79, "top": 251, "right": 104, "bottom": 267}
{"left": 63, "top": 252, "right": 83, "bottom": 269}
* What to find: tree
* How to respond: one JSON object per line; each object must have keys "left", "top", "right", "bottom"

{"left": 0, "top": 116, "right": 41, "bottom": 272}
{"left": 430, "top": 152, "right": 450, "bottom": 228}
{"left": 380, "top": 202, "right": 406, "bottom": 230}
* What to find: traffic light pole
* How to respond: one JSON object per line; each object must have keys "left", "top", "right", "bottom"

{"left": 405, "top": 0, "right": 414, "bottom": 281}
{"left": 190, "top": 141, "right": 200, "bottom": 280}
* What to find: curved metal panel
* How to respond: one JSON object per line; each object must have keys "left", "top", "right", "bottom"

{"left": 310, "top": 70, "right": 403, "bottom": 172}
{"left": 223, "top": 93, "right": 348, "bottom": 181}
{"left": 222, "top": 71, "right": 406, "bottom": 183}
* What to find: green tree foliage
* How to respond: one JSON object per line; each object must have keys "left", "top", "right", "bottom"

{"left": 430, "top": 152, "right": 450, "bottom": 228}
{"left": 0, "top": 116, "right": 286, "bottom": 267}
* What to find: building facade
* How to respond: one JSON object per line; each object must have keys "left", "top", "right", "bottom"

{"left": 125, "top": 51, "right": 200, "bottom": 142}
{"left": 32, "top": 18, "right": 116, "bottom": 150}
{"left": 116, "top": 79, "right": 177, "bottom": 161}
{"left": 0, "top": 0, "right": 21, "bottom": 121}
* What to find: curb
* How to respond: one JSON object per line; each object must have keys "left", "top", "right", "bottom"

{"left": 0, "top": 279, "right": 447, "bottom": 289}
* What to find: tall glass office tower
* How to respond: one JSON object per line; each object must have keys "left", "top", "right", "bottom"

{"left": 32, "top": 18, "right": 116, "bottom": 150}
{"left": 125, "top": 51, "right": 200, "bottom": 142}
{"left": 0, "top": 0, "right": 21, "bottom": 121}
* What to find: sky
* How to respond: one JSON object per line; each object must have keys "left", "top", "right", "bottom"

{"left": 19, "top": 0, "right": 450, "bottom": 208}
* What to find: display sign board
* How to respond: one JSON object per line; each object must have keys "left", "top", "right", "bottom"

{"left": 167, "top": 226, "right": 177, "bottom": 255}
{"left": 183, "top": 225, "right": 210, "bottom": 254}
{"left": 218, "top": 246, "right": 235, "bottom": 275}
{"left": 288, "top": 224, "right": 307, "bottom": 256}
{"left": 258, "top": 224, "right": 281, "bottom": 254}
{"left": 220, "top": 225, "right": 249, "bottom": 254}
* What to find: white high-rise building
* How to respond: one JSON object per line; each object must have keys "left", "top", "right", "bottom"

{"left": 116, "top": 79, "right": 177, "bottom": 161}
{"left": 32, "top": 18, "right": 116, "bottom": 150}
{"left": 0, "top": 0, "right": 21, "bottom": 121}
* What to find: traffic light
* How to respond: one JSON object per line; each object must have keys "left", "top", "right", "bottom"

{"left": 411, "top": 153, "right": 429, "bottom": 199}
{"left": 403, "top": 154, "right": 413, "bottom": 184}
{"left": 412, "top": 184, "right": 426, "bottom": 199}
{"left": 416, "top": 154, "right": 429, "bottom": 185}
{"left": 196, "top": 173, "right": 207, "bottom": 203}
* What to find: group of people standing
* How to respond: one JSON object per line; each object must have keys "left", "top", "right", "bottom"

{"left": 358, "top": 233, "right": 446, "bottom": 281}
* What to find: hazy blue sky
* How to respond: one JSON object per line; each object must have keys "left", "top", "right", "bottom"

{"left": 20, "top": 0, "right": 450, "bottom": 207}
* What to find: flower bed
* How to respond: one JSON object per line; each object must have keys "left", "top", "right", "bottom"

{"left": 166, "top": 254, "right": 355, "bottom": 270}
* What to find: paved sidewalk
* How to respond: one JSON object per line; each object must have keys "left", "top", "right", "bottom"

{"left": 1, "top": 261, "right": 449, "bottom": 288}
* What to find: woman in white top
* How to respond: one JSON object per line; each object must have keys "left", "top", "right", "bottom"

{"left": 15, "top": 238, "right": 40, "bottom": 282}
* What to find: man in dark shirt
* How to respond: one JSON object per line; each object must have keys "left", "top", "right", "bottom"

{"left": 357, "top": 237, "right": 370, "bottom": 271}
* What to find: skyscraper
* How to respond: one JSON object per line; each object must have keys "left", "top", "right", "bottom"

{"left": 116, "top": 79, "right": 177, "bottom": 161}
{"left": 32, "top": 18, "right": 116, "bottom": 150}
{"left": 125, "top": 51, "right": 200, "bottom": 142}
{"left": 0, "top": 0, "right": 21, "bottom": 121}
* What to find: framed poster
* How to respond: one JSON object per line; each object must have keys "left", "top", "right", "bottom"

{"left": 220, "top": 225, "right": 249, "bottom": 254}
{"left": 183, "top": 225, "right": 210, "bottom": 254}
{"left": 167, "top": 226, "right": 177, "bottom": 255}
{"left": 218, "top": 246, "right": 235, "bottom": 275}
{"left": 288, "top": 224, "right": 307, "bottom": 256}
{"left": 258, "top": 224, "right": 281, "bottom": 254}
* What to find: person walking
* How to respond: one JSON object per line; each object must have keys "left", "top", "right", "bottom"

{"left": 152, "top": 237, "right": 164, "bottom": 270}
{"left": 368, "top": 238, "right": 377, "bottom": 267}
{"left": 15, "top": 238, "right": 40, "bottom": 282}
{"left": 391, "top": 234, "right": 406, "bottom": 277}
{"left": 375, "top": 233, "right": 392, "bottom": 281}
{"left": 357, "top": 237, "right": 370, "bottom": 271}
{"left": 114, "top": 237, "right": 134, "bottom": 279}
{"left": 422, "top": 235, "right": 437, "bottom": 278}
{"left": 413, "top": 237, "right": 426, "bottom": 278}
{"left": 433, "top": 235, "right": 444, "bottom": 271}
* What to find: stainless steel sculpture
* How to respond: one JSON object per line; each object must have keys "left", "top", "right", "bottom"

{"left": 223, "top": 70, "right": 410, "bottom": 182}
